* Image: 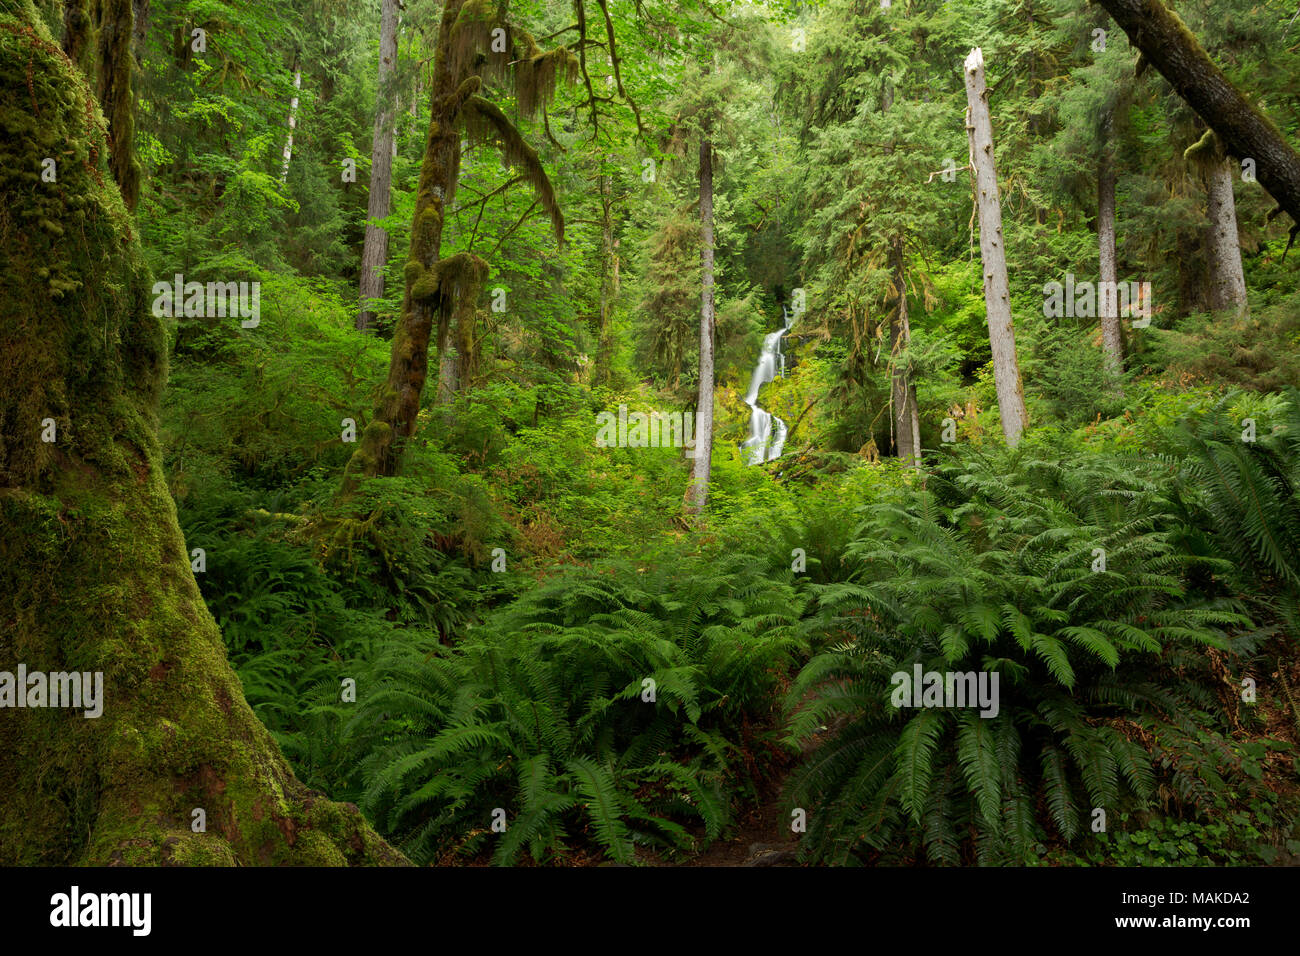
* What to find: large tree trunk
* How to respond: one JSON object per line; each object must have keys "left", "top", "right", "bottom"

{"left": 0, "top": 1, "right": 406, "bottom": 866}
{"left": 963, "top": 47, "right": 1029, "bottom": 446}
{"left": 358, "top": 0, "right": 400, "bottom": 333}
{"left": 1205, "top": 155, "right": 1249, "bottom": 315}
{"left": 60, "top": 0, "right": 92, "bottom": 72}
{"left": 59, "top": 0, "right": 138, "bottom": 208}
{"left": 1097, "top": 144, "right": 1123, "bottom": 378}
{"left": 685, "top": 136, "right": 715, "bottom": 516}
{"left": 1095, "top": 0, "right": 1300, "bottom": 233}
{"left": 131, "top": 0, "right": 149, "bottom": 66}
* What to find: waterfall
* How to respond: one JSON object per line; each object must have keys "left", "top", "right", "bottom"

{"left": 740, "top": 305, "right": 795, "bottom": 465}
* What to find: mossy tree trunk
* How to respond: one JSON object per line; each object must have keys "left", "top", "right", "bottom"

{"left": 1095, "top": 0, "right": 1300, "bottom": 234}
{"left": 345, "top": 0, "right": 466, "bottom": 482}
{"left": 95, "top": 0, "right": 138, "bottom": 209}
{"left": 60, "top": 0, "right": 91, "bottom": 71}
{"left": 344, "top": 0, "right": 569, "bottom": 484}
{"left": 0, "top": 0, "right": 406, "bottom": 866}
{"left": 130, "top": 0, "right": 147, "bottom": 65}
{"left": 59, "top": 0, "right": 138, "bottom": 208}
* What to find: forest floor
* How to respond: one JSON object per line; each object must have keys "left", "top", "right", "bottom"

{"left": 654, "top": 717, "right": 837, "bottom": 867}
{"left": 671, "top": 787, "right": 801, "bottom": 867}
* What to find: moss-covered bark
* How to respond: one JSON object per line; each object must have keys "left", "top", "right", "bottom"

{"left": 0, "top": 0, "right": 407, "bottom": 866}
{"left": 59, "top": 0, "right": 91, "bottom": 73}
{"left": 1096, "top": 0, "right": 1300, "bottom": 235}
{"left": 95, "top": 0, "right": 139, "bottom": 210}
{"left": 343, "top": 0, "right": 470, "bottom": 484}
{"left": 342, "top": 0, "right": 569, "bottom": 485}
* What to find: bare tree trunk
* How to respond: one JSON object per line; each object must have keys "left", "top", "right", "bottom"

{"left": 0, "top": 1, "right": 406, "bottom": 866}
{"left": 358, "top": 0, "right": 400, "bottom": 332}
{"left": 1205, "top": 155, "right": 1249, "bottom": 316}
{"left": 889, "top": 238, "right": 920, "bottom": 468}
{"left": 909, "top": 381, "right": 921, "bottom": 466}
{"left": 963, "top": 47, "right": 1029, "bottom": 445}
{"left": 279, "top": 52, "right": 301, "bottom": 183}
{"left": 686, "top": 136, "right": 715, "bottom": 516}
{"left": 1098, "top": 142, "right": 1123, "bottom": 378}
{"left": 595, "top": 165, "right": 614, "bottom": 383}
{"left": 1095, "top": 0, "right": 1300, "bottom": 233}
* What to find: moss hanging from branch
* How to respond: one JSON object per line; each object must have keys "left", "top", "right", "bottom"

{"left": 448, "top": 0, "right": 577, "bottom": 119}
{"left": 512, "top": 37, "right": 578, "bottom": 117}
{"left": 412, "top": 250, "right": 490, "bottom": 304}
{"left": 1095, "top": 0, "right": 1300, "bottom": 244}
{"left": 462, "top": 94, "right": 564, "bottom": 244}
{"left": 446, "top": 0, "right": 499, "bottom": 85}
{"left": 343, "top": 0, "right": 578, "bottom": 485}
{"left": 441, "top": 252, "right": 490, "bottom": 388}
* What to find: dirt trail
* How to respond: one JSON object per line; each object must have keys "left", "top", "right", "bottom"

{"left": 661, "top": 725, "right": 833, "bottom": 867}
{"left": 677, "top": 785, "right": 801, "bottom": 866}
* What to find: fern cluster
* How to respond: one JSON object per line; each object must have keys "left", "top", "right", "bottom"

{"left": 347, "top": 553, "right": 806, "bottom": 864}
{"left": 1167, "top": 389, "right": 1300, "bottom": 629}
{"left": 785, "top": 431, "right": 1254, "bottom": 864}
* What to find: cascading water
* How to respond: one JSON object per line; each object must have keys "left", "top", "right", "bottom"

{"left": 740, "top": 305, "right": 795, "bottom": 465}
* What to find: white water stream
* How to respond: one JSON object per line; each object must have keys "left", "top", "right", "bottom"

{"left": 739, "top": 305, "right": 795, "bottom": 465}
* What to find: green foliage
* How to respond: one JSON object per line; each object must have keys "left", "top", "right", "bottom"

{"left": 349, "top": 554, "right": 806, "bottom": 864}
{"left": 1038, "top": 735, "right": 1300, "bottom": 866}
{"left": 784, "top": 432, "right": 1257, "bottom": 865}
{"left": 106, "top": 0, "right": 1300, "bottom": 870}
{"left": 1142, "top": 302, "right": 1300, "bottom": 393}
{"left": 1165, "top": 390, "right": 1300, "bottom": 640}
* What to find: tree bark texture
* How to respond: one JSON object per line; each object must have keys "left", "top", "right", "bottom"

{"left": 963, "top": 47, "right": 1029, "bottom": 446}
{"left": 1095, "top": 0, "right": 1300, "bottom": 233}
{"left": 358, "top": 0, "right": 399, "bottom": 333}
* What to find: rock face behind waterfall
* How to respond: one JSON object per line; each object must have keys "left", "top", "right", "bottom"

{"left": 741, "top": 306, "right": 795, "bottom": 465}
